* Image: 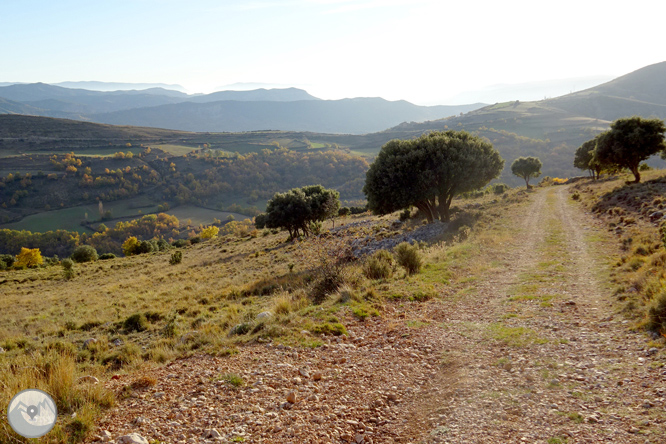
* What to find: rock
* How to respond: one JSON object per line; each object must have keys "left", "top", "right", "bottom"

{"left": 647, "top": 347, "right": 658, "bottom": 356}
{"left": 0, "top": 347, "right": 5, "bottom": 353}
{"left": 134, "top": 416, "right": 148, "bottom": 425}
{"left": 355, "top": 433, "right": 365, "bottom": 443}
{"left": 112, "top": 338, "right": 123, "bottom": 347}
{"left": 153, "top": 392, "right": 165, "bottom": 399}
{"left": 298, "top": 368, "right": 310, "bottom": 378}
{"left": 257, "top": 311, "right": 272, "bottom": 320}
{"left": 117, "top": 434, "right": 149, "bottom": 444}
{"left": 83, "top": 338, "right": 97, "bottom": 349}
{"left": 313, "top": 371, "right": 323, "bottom": 381}
{"left": 286, "top": 391, "right": 297, "bottom": 403}
{"left": 204, "top": 429, "right": 222, "bottom": 439}
{"left": 78, "top": 375, "right": 99, "bottom": 384}
{"left": 99, "top": 431, "right": 112, "bottom": 442}
{"left": 649, "top": 211, "right": 664, "bottom": 221}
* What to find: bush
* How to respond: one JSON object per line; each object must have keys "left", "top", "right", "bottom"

{"left": 200, "top": 225, "right": 219, "bottom": 239}
{"left": 170, "top": 250, "right": 183, "bottom": 265}
{"left": 492, "top": 183, "right": 510, "bottom": 194}
{"left": 62, "top": 258, "right": 74, "bottom": 279}
{"left": 122, "top": 236, "right": 140, "bottom": 256}
{"left": 399, "top": 208, "right": 411, "bottom": 221}
{"left": 154, "top": 238, "right": 170, "bottom": 251}
{"left": 134, "top": 240, "right": 155, "bottom": 255}
{"left": 172, "top": 239, "right": 189, "bottom": 248}
{"left": 350, "top": 205, "right": 368, "bottom": 215}
{"left": 71, "top": 245, "right": 98, "bottom": 263}
{"left": 189, "top": 236, "right": 202, "bottom": 244}
{"left": 99, "top": 253, "right": 116, "bottom": 260}
{"left": 311, "top": 259, "right": 347, "bottom": 304}
{"left": 338, "top": 207, "right": 351, "bottom": 217}
{"left": 254, "top": 213, "right": 268, "bottom": 229}
{"left": 647, "top": 291, "right": 666, "bottom": 333}
{"left": 394, "top": 242, "right": 423, "bottom": 275}
{"left": 123, "top": 313, "right": 149, "bottom": 333}
{"left": 363, "top": 250, "right": 394, "bottom": 280}
{"left": 15, "top": 247, "right": 43, "bottom": 268}
{"left": 0, "top": 254, "right": 15, "bottom": 268}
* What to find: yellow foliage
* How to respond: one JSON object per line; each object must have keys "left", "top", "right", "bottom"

{"left": 15, "top": 247, "right": 43, "bottom": 268}
{"left": 200, "top": 225, "right": 219, "bottom": 239}
{"left": 220, "top": 219, "right": 254, "bottom": 238}
{"left": 552, "top": 177, "right": 569, "bottom": 184}
{"left": 122, "top": 236, "right": 139, "bottom": 256}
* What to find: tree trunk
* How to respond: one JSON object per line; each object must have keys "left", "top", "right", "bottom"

{"left": 524, "top": 176, "right": 530, "bottom": 189}
{"left": 415, "top": 202, "right": 434, "bottom": 223}
{"left": 630, "top": 165, "right": 641, "bottom": 183}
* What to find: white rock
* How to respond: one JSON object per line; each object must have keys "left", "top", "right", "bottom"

{"left": 204, "top": 429, "right": 222, "bottom": 439}
{"left": 78, "top": 375, "right": 99, "bottom": 384}
{"left": 117, "top": 433, "right": 149, "bottom": 444}
{"left": 257, "top": 311, "right": 272, "bottom": 320}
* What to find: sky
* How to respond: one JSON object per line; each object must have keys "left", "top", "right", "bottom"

{"left": 2, "top": 0, "right": 665, "bottom": 105}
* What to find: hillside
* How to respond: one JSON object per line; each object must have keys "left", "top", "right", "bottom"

{"left": 1, "top": 176, "right": 664, "bottom": 443}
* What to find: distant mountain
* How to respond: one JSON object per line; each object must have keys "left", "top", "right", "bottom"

{"left": 0, "top": 83, "right": 186, "bottom": 114}
{"left": 441, "top": 75, "right": 615, "bottom": 105}
{"left": 53, "top": 81, "right": 189, "bottom": 93}
{"left": 91, "top": 98, "right": 485, "bottom": 134}
{"left": 0, "top": 97, "right": 47, "bottom": 115}
{"left": 188, "top": 88, "right": 319, "bottom": 103}
{"left": 0, "top": 83, "right": 324, "bottom": 118}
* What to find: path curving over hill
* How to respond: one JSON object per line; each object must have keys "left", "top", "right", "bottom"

{"left": 409, "top": 186, "right": 665, "bottom": 444}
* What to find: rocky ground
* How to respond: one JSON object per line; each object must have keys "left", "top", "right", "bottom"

{"left": 89, "top": 187, "right": 665, "bottom": 444}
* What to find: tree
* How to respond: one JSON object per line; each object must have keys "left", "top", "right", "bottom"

{"left": 200, "top": 225, "right": 219, "bottom": 239}
{"left": 15, "top": 247, "right": 43, "bottom": 268}
{"left": 70, "top": 245, "right": 98, "bottom": 263}
{"left": 122, "top": 236, "right": 140, "bottom": 256}
{"left": 593, "top": 116, "right": 666, "bottom": 183}
{"left": 574, "top": 139, "right": 603, "bottom": 180}
{"left": 363, "top": 131, "right": 504, "bottom": 222}
{"left": 511, "top": 157, "right": 542, "bottom": 188}
{"left": 265, "top": 185, "right": 340, "bottom": 238}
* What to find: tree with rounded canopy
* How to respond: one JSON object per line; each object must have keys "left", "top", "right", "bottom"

{"left": 265, "top": 185, "right": 340, "bottom": 239}
{"left": 593, "top": 116, "right": 666, "bottom": 183}
{"left": 15, "top": 247, "right": 43, "bottom": 268}
{"left": 511, "top": 157, "right": 542, "bottom": 189}
{"left": 363, "top": 131, "right": 504, "bottom": 223}
{"left": 574, "top": 138, "right": 603, "bottom": 180}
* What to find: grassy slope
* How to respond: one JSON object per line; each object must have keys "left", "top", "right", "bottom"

{"left": 0, "top": 188, "right": 519, "bottom": 442}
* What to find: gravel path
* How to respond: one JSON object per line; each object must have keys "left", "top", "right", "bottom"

{"left": 89, "top": 187, "right": 665, "bottom": 444}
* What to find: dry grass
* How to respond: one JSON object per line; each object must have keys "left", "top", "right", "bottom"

{"left": 0, "top": 186, "right": 534, "bottom": 442}
{"left": 570, "top": 169, "right": 666, "bottom": 333}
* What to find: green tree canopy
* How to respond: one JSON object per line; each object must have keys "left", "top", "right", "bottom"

{"left": 510, "top": 157, "right": 542, "bottom": 188}
{"left": 363, "top": 131, "right": 504, "bottom": 223}
{"left": 574, "top": 138, "right": 603, "bottom": 180}
{"left": 265, "top": 185, "right": 340, "bottom": 238}
{"left": 593, "top": 116, "right": 666, "bottom": 183}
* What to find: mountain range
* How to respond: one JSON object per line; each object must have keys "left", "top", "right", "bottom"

{"left": 0, "top": 83, "right": 484, "bottom": 134}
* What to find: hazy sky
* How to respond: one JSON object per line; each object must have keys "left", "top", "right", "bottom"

{"left": 2, "top": 0, "right": 665, "bottom": 104}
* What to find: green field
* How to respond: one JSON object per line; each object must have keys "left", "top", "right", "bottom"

{"left": 0, "top": 196, "right": 160, "bottom": 233}
{"left": 162, "top": 205, "right": 247, "bottom": 226}
{"left": 153, "top": 144, "right": 198, "bottom": 156}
